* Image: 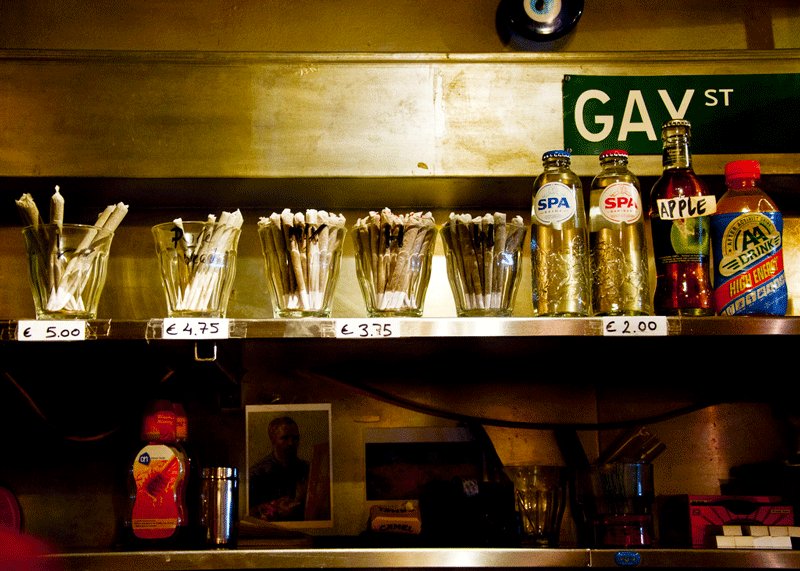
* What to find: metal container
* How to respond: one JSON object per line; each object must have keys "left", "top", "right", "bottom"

{"left": 199, "top": 466, "right": 239, "bottom": 548}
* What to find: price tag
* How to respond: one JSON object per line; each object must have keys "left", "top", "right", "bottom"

{"left": 17, "top": 320, "right": 86, "bottom": 341}
{"left": 334, "top": 319, "right": 398, "bottom": 339}
{"left": 162, "top": 318, "right": 230, "bottom": 340}
{"left": 602, "top": 316, "right": 667, "bottom": 337}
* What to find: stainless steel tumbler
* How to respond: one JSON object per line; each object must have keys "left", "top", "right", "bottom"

{"left": 200, "top": 466, "right": 239, "bottom": 548}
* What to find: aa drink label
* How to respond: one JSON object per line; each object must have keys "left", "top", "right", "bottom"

{"left": 533, "top": 182, "right": 576, "bottom": 225}
{"left": 599, "top": 182, "right": 641, "bottom": 224}
{"left": 712, "top": 211, "right": 787, "bottom": 315}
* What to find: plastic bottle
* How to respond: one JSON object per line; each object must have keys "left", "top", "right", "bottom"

{"left": 172, "top": 402, "right": 193, "bottom": 545}
{"left": 589, "top": 149, "right": 652, "bottom": 316}
{"left": 127, "top": 400, "right": 186, "bottom": 546}
{"left": 648, "top": 119, "right": 715, "bottom": 316}
{"left": 530, "top": 149, "right": 592, "bottom": 316}
{"left": 711, "top": 160, "right": 788, "bottom": 316}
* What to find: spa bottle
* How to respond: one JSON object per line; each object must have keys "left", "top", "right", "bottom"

{"left": 589, "top": 150, "right": 651, "bottom": 316}
{"left": 127, "top": 400, "right": 186, "bottom": 547}
{"left": 711, "top": 160, "right": 788, "bottom": 316}
{"left": 530, "top": 149, "right": 591, "bottom": 316}
{"left": 649, "top": 119, "right": 715, "bottom": 316}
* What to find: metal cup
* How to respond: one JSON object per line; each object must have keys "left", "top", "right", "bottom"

{"left": 199, "top": 466, "right": 239, "bottom": 548}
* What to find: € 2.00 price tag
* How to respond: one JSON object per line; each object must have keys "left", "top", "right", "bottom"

{"left": 17, "top": 320, "right": 87, "bottom": 341}
{"left": 162, "top": 318, "right": 230, "bottom": 340}
{"left": 334, "top": 319, "right": 398, "bottom": 339}
{"left": 601, "top": 316, "right": 667, "bottom": 337}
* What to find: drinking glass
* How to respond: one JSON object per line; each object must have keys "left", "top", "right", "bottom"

{"left": 152, "top": 221, "right": 241, "bottom": 318}
{"left": 504, "top": 464, "right": 569, "bottom": 547}
{"left": 22, "top": 223, "right": 115, "bottom": 319}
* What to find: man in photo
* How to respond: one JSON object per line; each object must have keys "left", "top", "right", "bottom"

{"left": 249, "top": 416, "right": 310, "bottom": 521}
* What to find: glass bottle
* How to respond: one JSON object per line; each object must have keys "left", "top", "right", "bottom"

{"left": 711, "top": 159, "right": 788, "bottom": 316}
{"left": 648, "top": 119, "right": 715, "bottom": 316}
{"left": 589, "top": 149, "right": 651, "bottom": 316}
{"left": 530, "top": 149, "right": 591, "bottom": 316}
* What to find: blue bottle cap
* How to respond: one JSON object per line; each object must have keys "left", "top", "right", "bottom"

{"left": 542, "top": 149, "right": 571, "bottom": 160}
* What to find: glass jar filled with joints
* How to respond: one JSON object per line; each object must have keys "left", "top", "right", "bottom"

{"left": 441, "top": 212, "right": 526, "bottom": 317}
{"left": 257, "top": 209, "right": 347, "bottom": 318}
{"left": 152, "top": 210, "right": 243, "bottom": 318}
{"left": 352, "top": 209, "right": 437, "bottom": 317}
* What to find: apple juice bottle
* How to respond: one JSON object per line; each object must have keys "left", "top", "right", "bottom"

{"left": 711, "top": 160, "right": 788, "bottom": 316}
{"left": 648, "top": 119, "right": 715, "bottom": 316}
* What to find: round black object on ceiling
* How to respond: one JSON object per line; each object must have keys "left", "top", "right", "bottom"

{"left": 496, "top": 0, "right": 584, "bottom": 45}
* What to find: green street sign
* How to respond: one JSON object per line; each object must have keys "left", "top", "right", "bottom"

{"left": 562, "top": 74, "right": 800, "bottom": 156}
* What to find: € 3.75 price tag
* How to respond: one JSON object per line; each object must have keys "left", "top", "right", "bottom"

{"left": 17, "top": 320, "right": 87, "bottom": 341}
{"left": 162, "top": 318, "right": 230, "bottom": 340}
{"left": 334, "top": 319, "right": 398, "bottom": 339}
{"left": 601, "top": 316, "right": 667, "bottom": 337}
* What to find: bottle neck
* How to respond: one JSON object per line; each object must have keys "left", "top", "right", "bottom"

{"left": 727, "top": 177, "right": 758, "bottom": 191}
{"left": 544, "top": 158, "right": 571, "bottom": 170}
{"left": 600, "top": 157, "right": 628, "bottom": 171}
{"left": 662, "top": 135, "right": 692, "bottom": 170}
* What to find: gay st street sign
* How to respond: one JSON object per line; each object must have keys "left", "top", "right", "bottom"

{"left": 562, "top": 74, "right": 800, "bottom": 156}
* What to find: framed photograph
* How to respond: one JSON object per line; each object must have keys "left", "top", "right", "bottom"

{"left": 245, "top": 403, "right": 333, "bottom": 529}
{"left": 364, "top": 426, "right": 483, "bottom": 501}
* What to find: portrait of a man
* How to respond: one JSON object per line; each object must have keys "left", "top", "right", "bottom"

{"left": 246, "top": 404, "right": 333, "bottom": 529}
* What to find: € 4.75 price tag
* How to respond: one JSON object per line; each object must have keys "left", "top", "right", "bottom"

{"left": 17, "top": 320, "right": 87, "bottom": 341}
{"left": 162, "top": 318, "right": 230, "bottom": 340}
{"left": 601, "top": 316, "right": 667, "bottom": 337}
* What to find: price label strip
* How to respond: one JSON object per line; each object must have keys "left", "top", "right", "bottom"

{"left": 17, "top": 320, "right": 87, "bottom": 341}
{"left": 161, "top": 318, "right": 230, "bottom": 340}
{"left": 601, "top": 316, "right": 667, "bottom": 337}
{"left": 334, "top": 319, "right": 399, "bottom": 339}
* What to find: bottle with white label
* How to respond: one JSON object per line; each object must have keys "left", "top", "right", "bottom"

{"left": 648, "top": 119, "right": 715, "bottom": 316}
{"left": 711, "top": 160, "right": 788, "bottom": 316}
{"left": 530, "top": 149, "right": 591, "bottom": 316}
{"left": 589, "top": 150, "right": 651, "bottom": 316}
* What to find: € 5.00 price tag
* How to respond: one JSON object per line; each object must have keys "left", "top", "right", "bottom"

{"left": 334, "top": 319, "right": 398, "bottom": 339}
{"left": 17, "top": 320, "right": 87, "bottom": 341}
{"left": 601, "top": 316, "right": 667, "bottom": 337}
{"left": 162, "top": 318, "right": 230, "bottom": 340}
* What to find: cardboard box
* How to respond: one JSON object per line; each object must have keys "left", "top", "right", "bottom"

{"left": 659, "top": 495, "right": 794, "bottom": 548}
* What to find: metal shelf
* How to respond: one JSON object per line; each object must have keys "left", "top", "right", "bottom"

{"left": 44, "top": 547, "right": 800, "bottom": 571}
{"left": 3, "top": 317, "right": 800, "bottom": 341}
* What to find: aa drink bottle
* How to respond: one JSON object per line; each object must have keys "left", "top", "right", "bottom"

{"left": 711, "top": 159, "right": 787, "bottom": 316}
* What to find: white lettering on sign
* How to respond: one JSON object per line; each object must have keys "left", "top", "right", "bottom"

{"left": 657, "top": 89, "right": 694, "bottom": 119}
{"left": 575, "top": 89, "right": 613, "bottom": 142}
{"left": 572, "top": 87, "right": 737, "bottom": 143}
{"left": 704, "top": 89, "right": 734, "bottom": 106}
{"left": 618, "top": 90, "right": 657, "bottom": 141}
